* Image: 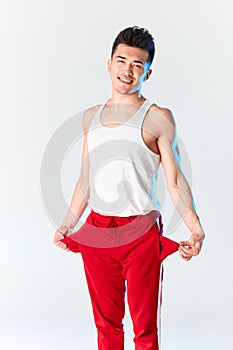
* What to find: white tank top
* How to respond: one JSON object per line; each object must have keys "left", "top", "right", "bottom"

{"left": 87, "top": 99, "right": 161, "bottom": 216}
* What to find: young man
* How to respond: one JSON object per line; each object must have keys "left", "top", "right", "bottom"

{"left": 53, "top": 26, "right": 205, "bottom": 350}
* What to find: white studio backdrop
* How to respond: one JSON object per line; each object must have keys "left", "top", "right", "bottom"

{"left": 0, "top": 0, "right": 232, "bottom": 349}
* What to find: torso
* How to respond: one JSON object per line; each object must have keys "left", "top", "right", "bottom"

{"left": 84, "top": 102, "right": 163, "bottom": 157}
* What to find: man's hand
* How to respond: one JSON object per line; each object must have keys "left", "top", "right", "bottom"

{"left": 53, "top": 225, "right": 72, "bottom": 252}
{"left": 178, "top": 232, "right": 205, "bottom": 261}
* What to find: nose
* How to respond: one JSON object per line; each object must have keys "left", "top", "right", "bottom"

{"left": 123, "top": 63, "right": 133, "bottom": 75}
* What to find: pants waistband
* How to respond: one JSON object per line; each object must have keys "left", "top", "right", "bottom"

{"left": 89, "top": 209, "right": 163, "bottom": 238}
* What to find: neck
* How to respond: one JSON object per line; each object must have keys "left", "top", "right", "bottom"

{"left": 108, "top": 90, "right": 146, "bottom": 105}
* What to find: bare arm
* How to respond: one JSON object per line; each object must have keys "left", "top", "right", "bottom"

{"left": 53, "top": 106, "right": 99, "bottom": 251}
{"left": 61, "top": 110, "right": 91, "bottom": 229}
{"left": 156, "top": 107, "right": 205, "bottom": 261}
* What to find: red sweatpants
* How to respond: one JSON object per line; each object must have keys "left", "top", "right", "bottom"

{"left": 61, "top": 210, "right": 179, "bottom": 350}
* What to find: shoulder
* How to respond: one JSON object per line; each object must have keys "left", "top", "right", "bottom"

{"left": 148, "top": 103, "right": 177, "bottom": 142}
{"left": 82, "top": 104, "right": 101, "bottom": 132}
{"left": 149, "top": 103, "right": 177, "bottom": 128}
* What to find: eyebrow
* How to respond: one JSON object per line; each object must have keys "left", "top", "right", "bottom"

{"left": 116, "top": 56, "right": 145, "bottom": 65}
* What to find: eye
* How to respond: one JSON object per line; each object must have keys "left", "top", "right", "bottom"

{"left": 134, "top": 63, "right": 142, "bottom": 69}
{"left": 116, "top": 58, "right": 124, "bottom": 62}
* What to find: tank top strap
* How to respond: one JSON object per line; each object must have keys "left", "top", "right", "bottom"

{"left": 89, "top": 103, "right": 105, "bottom": 129}
{"left": 129, "top": 99, "right": 154, "bottom": 127}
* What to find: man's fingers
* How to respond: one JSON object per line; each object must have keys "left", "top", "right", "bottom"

{"left": 58, "top": 241, "right": 69, "bottom": 251}
{"left": 179, "top": 245, "right": 199, "bottom": 257}
{"left": 178, "top": 249, "right": 192, "bottom": 261}
{"left": 180, "top": 255, "right": 192, "bottom": 261}
{"left": 178, "top": 234, "right": 202, "bottom": 260}
{"left": 179, "top": 245, "right": 192, "bottom": 253}
{"left": 178, "top": 248, "right": 192, "bottom": 261}
{"left": 57, "top": 233, "right": 64, "bottom": 241}
{"left": 53, "top": 233, "right": 64, "bottom": 243}
{"left": 179, "top": 240, "right": 192, "bottom": 247}
{"left": 53, "top": 231, "right": 70, "bottom": 251}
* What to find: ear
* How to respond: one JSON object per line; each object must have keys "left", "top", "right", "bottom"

{"left": 143, "top": 68, "right": 152, "bottom": 81}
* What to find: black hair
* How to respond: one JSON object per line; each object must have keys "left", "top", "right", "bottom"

{"left": 111, "top": 26, "right": 155, "bottom": 65}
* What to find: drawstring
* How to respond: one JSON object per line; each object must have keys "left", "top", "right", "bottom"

{"left": 103, "top": 210, "right": 163, "bottom": 242}
{"left": 103, "top": 217, "right": 118, "bottom": 242}
{"left": 156, "top": 212, "right": 163, "bottom": 236}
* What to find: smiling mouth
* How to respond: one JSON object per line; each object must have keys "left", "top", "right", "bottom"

{"left": 117, "top": 76, "right": 134, "bottom": 84}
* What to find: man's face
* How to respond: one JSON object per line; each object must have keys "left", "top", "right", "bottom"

{"left": 107, "top": 43, "right": 152, "bottom": 96}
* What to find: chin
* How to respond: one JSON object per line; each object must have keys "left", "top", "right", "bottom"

{"left": 116, "top": 88, "right": 132, "bottom": 95}
{"left": 117, "top": 86, "right": 139, "bottom": 94}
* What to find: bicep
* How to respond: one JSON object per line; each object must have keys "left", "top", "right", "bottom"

{"left": 79, "top": 105, "right": 100, "bottom": 178}
{"left": 156, "top": 108, "right": 181, "bottom": 189}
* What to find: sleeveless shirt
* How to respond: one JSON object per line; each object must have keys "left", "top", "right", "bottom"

{"left": 86, "top": 99, "right": 161, "bottom": 216}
